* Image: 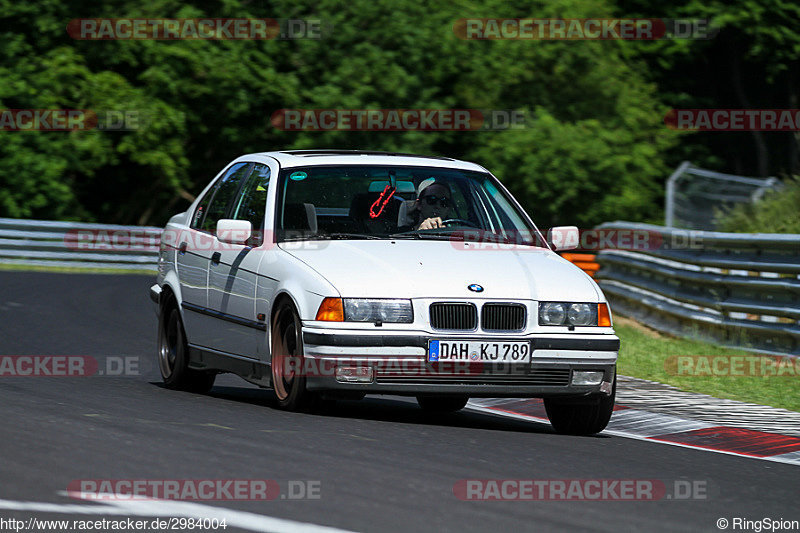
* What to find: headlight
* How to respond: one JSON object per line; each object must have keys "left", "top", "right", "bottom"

{"left": 539, "top": 302, "right": 567, "bottom": 325}
{"left": 567, "top": 303, "right": 596, "bottom": 326}
{"left": 539, "top": 302, "right": 600, "bottom": 326}
{"left": 343, "top": 299, "right": 413, "bottom": 323}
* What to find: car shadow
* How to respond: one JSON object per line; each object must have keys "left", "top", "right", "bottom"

{"left": 151, "top": 381, "right": 610, "bottom": 438}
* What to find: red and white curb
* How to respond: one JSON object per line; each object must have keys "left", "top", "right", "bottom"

{"left": 468, "top": 378, "right": 800, "bottom": 467}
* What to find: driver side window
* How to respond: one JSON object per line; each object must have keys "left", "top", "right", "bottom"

{"left": 231, "top": 163, "right": 271, "bottom": 246}
{"left": 191, "top": 162, "right": 252, "bottom": 233}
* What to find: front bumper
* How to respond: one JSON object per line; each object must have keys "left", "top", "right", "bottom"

{"left": 149, "top": 284, "right": 162, "bottom": 316}
{"left": 301, "top": 329, "right": 618, "bottom": 398}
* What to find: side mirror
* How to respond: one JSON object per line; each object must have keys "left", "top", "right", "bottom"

{"left": 547, "top": 226, "right": 580, "bottom": 251}
{"left": 216, "top": 219, "right": 252, "bottom": 245}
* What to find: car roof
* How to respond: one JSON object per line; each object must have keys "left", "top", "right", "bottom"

{"left": 245, "top": 150, "right": 488, "bottom": 172}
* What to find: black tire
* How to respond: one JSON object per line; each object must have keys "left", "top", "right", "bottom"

{"left": 416, "top": 395, "right": 469, "bottom": 413}
{"left": 158, "top": 304, "right": 216, "bottom": 393}
{"left": 270, "top": 301, "right": 318, "bottom": 411}
{"left": 544, "top": 377, "right": 616, "bottom": 435}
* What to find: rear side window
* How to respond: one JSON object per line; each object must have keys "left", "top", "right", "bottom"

{"left": 231, "top": 163, "right": 271, "bottom": 245}
{"left": 190, "top": 186, "right": 215, "bottom": 230}
{"left": 192, "top": 163, "right": 252, "bottom": 233}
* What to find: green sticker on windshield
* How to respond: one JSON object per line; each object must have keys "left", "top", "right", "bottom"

{"left": 289, "top": 171, "right": 307, "bottom": 181}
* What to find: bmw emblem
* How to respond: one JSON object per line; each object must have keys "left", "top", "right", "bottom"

{"left": 467, "top": 284, "right": 484, "bottom": 293}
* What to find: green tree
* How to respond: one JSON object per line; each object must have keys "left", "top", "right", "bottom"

{"left": 717, "top": 176, "right": 800, "bottom": 233}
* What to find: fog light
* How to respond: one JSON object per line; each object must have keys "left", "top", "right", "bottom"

{"left": 572, "top": 370, "right": 604, "bottom": 386}
{"left": 335, "top": 366, "right": 373, "bottom": 383}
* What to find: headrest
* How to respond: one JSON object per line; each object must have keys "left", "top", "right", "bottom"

{"left": 283, "top": 203, "right": 317, "bottom": 233}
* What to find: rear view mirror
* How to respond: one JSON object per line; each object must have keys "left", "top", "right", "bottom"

{"left": 547, "top": 226, "right": 580, "bottom": 251}
{"left": 368, "top": 180, "right": 416, "bottom": 194}
{"left": 216, "top": 219, "right": 252, "bottom": 244}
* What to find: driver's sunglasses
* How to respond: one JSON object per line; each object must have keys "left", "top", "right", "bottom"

{"left": 421, "top": 195, "right": 451, "bottom": 208}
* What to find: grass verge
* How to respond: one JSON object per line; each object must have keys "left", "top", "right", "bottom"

{"left": 0, "top": 263, "right": 155, "bottom": 276}
{"left": 615, "top": 316, "right": 800, "bottom": 412}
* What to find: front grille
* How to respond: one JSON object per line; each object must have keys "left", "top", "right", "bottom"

{"left": 429, "top": 302, "right": 477, "bottom": 331}
{"left": 376, "top": 367, "right": 570, "bottom": 386}
{"left": 481, "top": 303, "right": 526, "bottom": 331}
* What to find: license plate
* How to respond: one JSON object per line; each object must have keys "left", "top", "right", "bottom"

{"left": 428, "top": 340, "right": 531, "bottom": 362}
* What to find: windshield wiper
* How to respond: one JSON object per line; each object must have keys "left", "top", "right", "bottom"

{"left": 392, "top": 229, "right": 492, "bottom": 242}
{"left": 386, "top": 232, "right": 422, "bottom": 239}
{"left": 472, "top": 232, "right": 516, "bottom": 244}
{"left": 390, "top": 229, "right": 536, "bottom": 245}
{"left": 324, "top": 233, "right": 384, "bottom": 240}
{"left": 470, "top": 232, "right": 538, "bottom": 246}
{"left": 282, "top": 232, "right": 383, "bottom": 242}
{"left": 389, "top": 230, "right": 458, "bottom": 240}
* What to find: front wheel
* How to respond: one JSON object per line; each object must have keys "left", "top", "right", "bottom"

{"left": 544, "top": 378, "right": 616, "bottom": 435}
{"left": 416, "top": 395, "right": 469, "bottom": 413}
{"left": 270, "top": 301, "right": 318, "bottom": 411}
{"left": 158, "top": 304, "right": 216, "bottom": 393}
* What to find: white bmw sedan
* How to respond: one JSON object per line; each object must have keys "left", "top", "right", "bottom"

{"left": 150, "top": 150, "right": 619, "bottom": 435}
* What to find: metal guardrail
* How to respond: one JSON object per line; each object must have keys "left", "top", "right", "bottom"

{"left": 0, "top": 219, "right": 599, "bottom": 278}
{"left": 2, "top": 217, "right": 798, "bottom": 355}
{"left": 594, "top": 221, "right": 800, "bottom": 356}
{"left": 0, "top": 218, "right": 160, "bottom": 271}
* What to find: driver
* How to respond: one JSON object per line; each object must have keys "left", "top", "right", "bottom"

{"left": 411, "top": 178, "right": 453, "bottom": 230}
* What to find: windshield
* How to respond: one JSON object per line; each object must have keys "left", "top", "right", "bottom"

{"left": 275, "top": 165, "right": 545, "bottom": 246}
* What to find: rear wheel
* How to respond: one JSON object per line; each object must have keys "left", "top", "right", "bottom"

{"left": 158, "top": 304, "right": 216, "bottom": 393}
{"left": 544, "top": 378, "right": 616, "bottom": 435}
{"left": 416, "top": 395, "right": 469, "bottom": 413}
{"left": 271, "top": 301, "right": 318, "bottom": 411}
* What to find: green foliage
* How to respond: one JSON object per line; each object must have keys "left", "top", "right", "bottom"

{"left": 622, "top": 0, "right": 800, "bottom": 176}
{"left": 0, "top": 0, "right": 796, "bottom": 226}
{"left": 616, "top": 317, "right": 800, "bottom": 412}
{"left": 717, "top": 177, "right": 800, "bottom": 233}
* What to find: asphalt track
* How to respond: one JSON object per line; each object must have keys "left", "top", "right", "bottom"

{"left": 0, "top": 271, "right": 797, "bottom": 532}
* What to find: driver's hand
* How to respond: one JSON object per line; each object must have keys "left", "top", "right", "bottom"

{"left": 419, "top": 217, "right": 443, "bottom": 230}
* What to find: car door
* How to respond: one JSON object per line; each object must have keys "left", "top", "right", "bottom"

{"left": 206, "top": 162, "right": 271, "bottom": 357}
{"left": 177, "top": 162, "right": 252, "bottom": 348}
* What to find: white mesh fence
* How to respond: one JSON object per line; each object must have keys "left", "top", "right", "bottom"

{"left": 665, "top": 161, "right": 782, "bottom": 230}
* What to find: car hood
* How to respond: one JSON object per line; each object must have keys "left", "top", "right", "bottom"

{"left": 280, "top": 240, "right": 602, "bottom": 301}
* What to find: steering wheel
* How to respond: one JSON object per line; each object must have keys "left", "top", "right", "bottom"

{"left": 440, "top": 218, "right": 480, "bottom": 228}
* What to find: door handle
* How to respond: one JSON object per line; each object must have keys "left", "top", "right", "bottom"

{"left": 211, "top": 252, "right": 221, "bottom": 265}
{"left": 178, "top": 242, "right": 187, "bottom": 255}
